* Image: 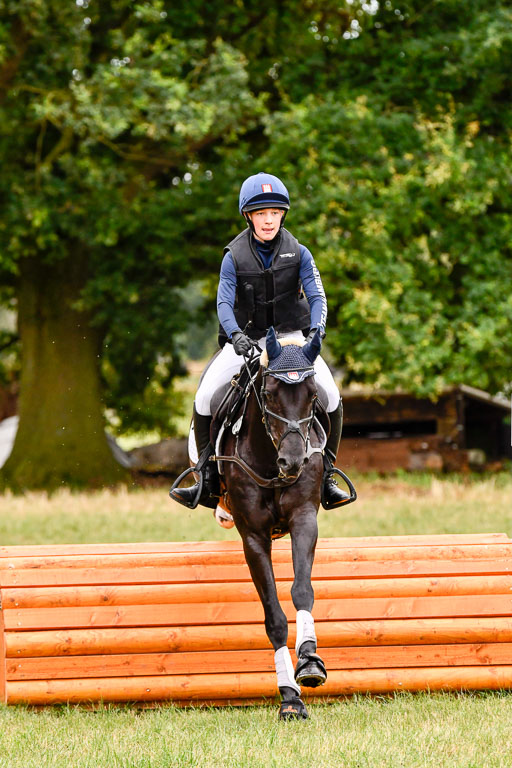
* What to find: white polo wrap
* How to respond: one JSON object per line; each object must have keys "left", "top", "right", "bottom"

{"left": 274, "top": 646, "right": 301, "bottom": 695}
{"left": 295, "top": 610, "right": 317, "bottom": 656}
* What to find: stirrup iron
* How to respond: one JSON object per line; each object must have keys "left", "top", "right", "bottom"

{"left": 169, "top": 465, "right": 204, "bottom": 509}
{"left": 321, "top": 466, "right": 357, "bottom": 510}
{"left": 169, "top": 445, "right": 214, "bottom": 510}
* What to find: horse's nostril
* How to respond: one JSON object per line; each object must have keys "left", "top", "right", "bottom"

{"left": 277, "top": 455, "right": 304, "bottom": 477}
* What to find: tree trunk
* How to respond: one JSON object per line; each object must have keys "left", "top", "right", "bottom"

{"left": 0, "top": 254, "right": 126, "bottom": 491}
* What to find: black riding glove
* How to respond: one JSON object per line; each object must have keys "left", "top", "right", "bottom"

{"left": 232, "top": 331, "right": 253, "bottom": 356}
{"left": 306, "top": 327, "right": 326, "bottom": 344}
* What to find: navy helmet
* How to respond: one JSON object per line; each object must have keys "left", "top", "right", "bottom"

{"left": 239, "top": 173, "right": 290, "bottom": 214}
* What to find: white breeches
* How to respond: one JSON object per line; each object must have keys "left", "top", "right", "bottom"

{"left": 195, "top": 331, "right": 340, "bottom": 416}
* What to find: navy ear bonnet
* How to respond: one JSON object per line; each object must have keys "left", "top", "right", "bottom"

{"left": 264, "top": 327, "right": 322, "bottom": 383}
{"left": 266, "top": 345, "right": 316, "bottom": 384}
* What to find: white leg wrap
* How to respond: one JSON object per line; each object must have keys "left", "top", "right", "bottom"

{"left": 295, "top": 610, "right": 317, "bottom": 656}
{"left": 274, "top": 646, "right": 301, "bottom": 696}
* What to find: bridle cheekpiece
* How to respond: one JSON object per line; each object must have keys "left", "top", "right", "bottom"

{"left": 261, "top": 346, "right": 318, "bottom": 459}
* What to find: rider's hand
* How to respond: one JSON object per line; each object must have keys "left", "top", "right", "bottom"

{"left": 306, "top": 327, "right": 325, "bottom": 344}
{"left": 232, "top": 331, "right": 253, "bottom": 356}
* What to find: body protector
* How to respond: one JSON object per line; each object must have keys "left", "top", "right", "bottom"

{"left": 219, "top": 228, "right": 311, "bottom": 345}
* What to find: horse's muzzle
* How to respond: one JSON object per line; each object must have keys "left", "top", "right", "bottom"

{"left": 277, "top": 455, "right": 305, "bottom": 481}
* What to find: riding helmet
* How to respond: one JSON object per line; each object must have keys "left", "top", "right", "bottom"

{"left": 239, "top": 173, "right": 290, "bottom": 214}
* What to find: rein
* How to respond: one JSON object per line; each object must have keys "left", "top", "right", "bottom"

{"left": 212, "top": 350, "right": 326, "bottom": 488}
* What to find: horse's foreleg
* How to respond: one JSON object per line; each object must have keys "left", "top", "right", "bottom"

{"left": 289, "top": 508, "right": 317, "bottom": 652}
{"left": 242, "top": 531, "right": 288, "bottom": 649}
{"left": 241, "top": 530, "right": 307, "bottom": 719}
{"left": 288, "top": 507, "right": 327, "bottom": 688}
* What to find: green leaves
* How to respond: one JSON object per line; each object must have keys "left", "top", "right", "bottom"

{"left": 263, "top": 92, "right": 512, "bottom": 396}
{"left": 1, "top": 0, "right": 511, "bottom": 447}
{"left": 0, "top": 2, "right": 266, "bottom": 433}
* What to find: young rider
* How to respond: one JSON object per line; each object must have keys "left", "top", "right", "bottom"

{"left": 171, "top": 172, "right": 348, "bottom": 509}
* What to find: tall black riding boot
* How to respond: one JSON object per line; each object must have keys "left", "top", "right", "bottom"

{"left": 170, "top": 406, "right": 220, "bottom": 510}
{"left": 322, "top": 400, "right": 350, "bottom": 509}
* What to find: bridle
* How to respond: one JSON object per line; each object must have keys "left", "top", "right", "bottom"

{"left": 213, "top": 349, "right": 326, "bottom": 488}
{"left": 260, "top": 367, "right": 319, "bottom": 456}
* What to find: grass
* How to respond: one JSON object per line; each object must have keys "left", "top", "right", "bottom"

{"left": 2, "top": 693, "right": 512, "bottom": 767}
{"left": 1, "top": 473, "right": 512, "bottom": 767}
{"left": 0, "top": 472, "right": 510, "bottom": 546}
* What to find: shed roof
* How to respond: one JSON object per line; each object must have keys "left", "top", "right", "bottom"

{"left": 340, "top": 385, "right": 510, "bottom": 413}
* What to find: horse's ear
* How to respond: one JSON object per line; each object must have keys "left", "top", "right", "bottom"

{"left": 303, "top": 328, "right": 322, "bottom": 364}
{"left": 265, "top": 327, "right": 282, "bottom": 361}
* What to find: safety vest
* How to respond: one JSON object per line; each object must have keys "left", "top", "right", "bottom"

{"left": 219, "top": 228, "right": 311, "bottom": 344}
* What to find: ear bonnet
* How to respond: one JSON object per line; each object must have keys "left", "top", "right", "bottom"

{"left": 264, "top": 327, "right": 317, "bottom": 384}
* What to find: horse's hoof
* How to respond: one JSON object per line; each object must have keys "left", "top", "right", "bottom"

{"left": 294, "top": 652, "right": 327, "bottom": 688}
{"left": 279, "top": 696, "right": 308, "bottom": 721}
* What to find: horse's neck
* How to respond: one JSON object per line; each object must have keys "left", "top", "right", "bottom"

{"left": 242, "top": 368, "right": 274, "bottom": 456}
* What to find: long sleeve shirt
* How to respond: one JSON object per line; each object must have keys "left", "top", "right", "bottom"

{"left": 217, "top": 238, "right": 327, "bottom": 339}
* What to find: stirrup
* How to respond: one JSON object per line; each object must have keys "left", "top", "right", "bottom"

{"left": 321, "top": 466, "right": 357, "bottom": 510}
{"left": 170, "top": 443, "right": 219, "bottom": 510}
{"left": 169, "top": 466, "right": 204, "bottom": 509}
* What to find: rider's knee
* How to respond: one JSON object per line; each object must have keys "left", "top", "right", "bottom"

{"left": 314, "top": 358, "right": 340, "bottom": 412}
{"left": 194, "top": 391, "right": 211, "bottom": 417}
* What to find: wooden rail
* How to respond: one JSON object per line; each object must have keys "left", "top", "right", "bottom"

{"left": 1, "top": 533, "right": 512, "bottom": 706}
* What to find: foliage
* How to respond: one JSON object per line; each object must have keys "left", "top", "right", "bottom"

{"left": 0, "top": 299, "right": 18, "bottom": 387}
{"left": 258, "top": 0, "right": 512, "bottom": 395}
{"left": 0, "top": 0, "right": 263, "bottom": 435}
{"left": 264, "top": 101, "right": 512, "bottom": 395}
{"left": 0, "top": 0, "right": 511, "bottom": 482}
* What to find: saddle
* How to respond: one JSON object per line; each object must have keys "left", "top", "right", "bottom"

{"left": 210, "top": 356, "right": 261, "bottom": 453}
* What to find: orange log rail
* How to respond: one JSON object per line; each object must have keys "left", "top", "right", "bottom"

{"left": 1, "top": 533, "right": 512, "bottom": 706}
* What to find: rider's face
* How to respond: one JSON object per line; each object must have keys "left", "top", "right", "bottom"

{"left": 248, "top": 209, "right": 285, "bottom": 242}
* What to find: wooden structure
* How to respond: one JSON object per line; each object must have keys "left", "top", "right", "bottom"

{"left": 2, "top": 534, "right": 512, "bottom": 706}
{"left": 340, "top": 385, "right": 511, "bottom": 473}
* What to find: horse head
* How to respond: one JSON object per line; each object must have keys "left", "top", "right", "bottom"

{"left": 262, "top": 328, "right": 321, "bottom": 481}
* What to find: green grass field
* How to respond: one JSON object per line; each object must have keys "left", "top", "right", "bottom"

{"left": 1, "top": 473, "right": 512, "bottom": 767}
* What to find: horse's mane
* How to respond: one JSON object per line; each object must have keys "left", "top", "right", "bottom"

{"left": 260, "top": 336, "right": 305, "bottom": 368}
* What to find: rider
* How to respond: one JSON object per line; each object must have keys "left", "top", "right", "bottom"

{"left": 171, "top": 172, "right": 348, "bottom": 509}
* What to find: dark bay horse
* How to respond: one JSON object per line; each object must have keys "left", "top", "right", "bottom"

{"left": 214, "top": 327, "right": 355, "bottom": 719}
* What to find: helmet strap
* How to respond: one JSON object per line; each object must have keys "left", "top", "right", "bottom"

{"left": 243, "top": 212, "right": 256, "bottom": 233}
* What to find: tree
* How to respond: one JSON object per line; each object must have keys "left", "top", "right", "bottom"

{"left": 0, "top": 0, "right": 263, "bottom": 490}
{"left": 1, "top": 0, "right": 510, "bottom": 492}
{"left": 260, "top": 0, "right": 512, "bottom": 395}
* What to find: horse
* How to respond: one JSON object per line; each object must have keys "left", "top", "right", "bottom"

{"left": 211, "top": 327, "right": 355, "bottom": 720}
